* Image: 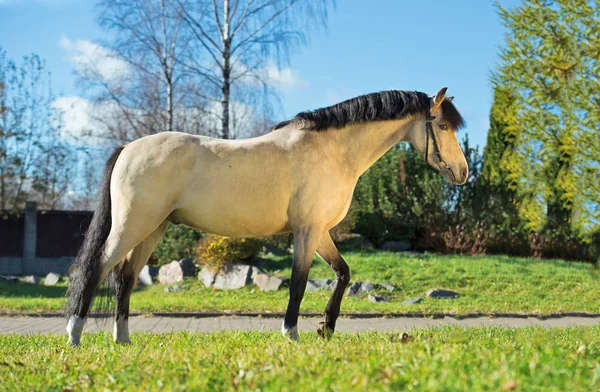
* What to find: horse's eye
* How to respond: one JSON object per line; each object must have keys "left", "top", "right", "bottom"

{"left": 439, "top": 124, "right": 448, "bottom": 131}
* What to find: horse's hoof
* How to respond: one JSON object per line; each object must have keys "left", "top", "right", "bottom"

{"left": 67, "top": 338, "right": 80, "bottom": 346}
{"left": 114, "top": 338, "right": 132, "bottom": 345}
{"left": 281, "top": 323, "right": 299, "bottom": 341}
{"left": 317, "top": 322, "right": 334, "bottom": 339}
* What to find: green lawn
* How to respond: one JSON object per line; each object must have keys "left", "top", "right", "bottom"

{"left": 1, "top": 327, "right": 600, "bottom": 391}
{"left": 1, "top": 251, "right": 599, "bottom": 314}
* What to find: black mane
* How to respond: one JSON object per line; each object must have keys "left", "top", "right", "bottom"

{"left": 272, "top": 90, "right": 465, "bottom": 131}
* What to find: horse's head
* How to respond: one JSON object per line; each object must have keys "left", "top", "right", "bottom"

{"left": 411, "top": 87, "right": 468, "bottom": 185}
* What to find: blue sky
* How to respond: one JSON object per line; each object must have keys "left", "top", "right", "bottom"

{"left": 0, "top": 0, "right": 519, "bottom": 148}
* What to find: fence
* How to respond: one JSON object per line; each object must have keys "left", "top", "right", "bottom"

{"left": 0, "top": 202, "right": 92, "bottom": 276}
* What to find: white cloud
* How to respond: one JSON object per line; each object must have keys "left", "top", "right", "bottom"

{"left": 264, "top": 63, "right": 305, "bottom": 90}
{"left": 59, "top": 35, "right": 131, "bottom": 84}
{"left": 230, "top": 60, "right": 305, "bottom": 91}
{"left": 52, "top": 96, "right": 121, "bottom": 145}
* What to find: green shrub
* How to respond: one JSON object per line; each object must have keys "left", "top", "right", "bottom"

{"left": 153, "top": 224, "right": 201, "bottom": 266}
{"left": 196, "top": 235, "right": 263, "bottom": 270}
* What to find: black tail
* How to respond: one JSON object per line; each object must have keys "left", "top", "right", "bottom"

{"left": 65, "top": 146, "right": 124, "bottom": 318}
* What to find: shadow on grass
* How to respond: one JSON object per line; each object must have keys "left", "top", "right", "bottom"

{"left": 0, "top": 281, "right": 67, "bottom": 298}
{"left": 255, "top": 255, "right": 293, "bottom": 273}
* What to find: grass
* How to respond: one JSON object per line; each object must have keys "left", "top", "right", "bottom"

{"left": 1, "top": 251, "right": 599, "bottom": 315}
{"left": 1, "top": 327, "right": 600, "bottom": 391}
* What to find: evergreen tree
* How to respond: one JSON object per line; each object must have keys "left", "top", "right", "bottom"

{"left": 495, "top": 0, "right": 599, "bottom": 257}
{"left": 477, "top": 86, "right": 526, "bottom": 252}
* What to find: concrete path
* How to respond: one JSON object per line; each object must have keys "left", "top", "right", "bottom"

{"left": 1, "top": 316, "right": 600, "bottom": 335}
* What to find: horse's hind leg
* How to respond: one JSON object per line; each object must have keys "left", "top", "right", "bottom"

{"left": 315, "top": 232, "right": 350, "bottom": 339}
{"left": 67, "top": 216, "right": 168, "bottom": 345}
{"left": 113, "top": 221, "right": 168, "bottom": 344}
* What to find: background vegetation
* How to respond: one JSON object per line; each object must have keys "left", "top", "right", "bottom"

{"left": 1, "top": 0, "right": 597, "bottom": 263}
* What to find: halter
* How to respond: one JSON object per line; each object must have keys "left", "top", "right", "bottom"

{"left": 424, "top": 100, "right": 448, "bottom": 171}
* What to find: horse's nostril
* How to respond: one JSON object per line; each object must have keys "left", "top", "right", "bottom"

{"left": 461, "top": 168, "right": 468, "bottom": 181}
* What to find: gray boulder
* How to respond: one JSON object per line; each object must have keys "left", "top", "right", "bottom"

{"left": 179, "top": 258, "right": 196, "bottom": 277}
{"left": 306, "top": 279, "right": 332, "bottom": 292}
{"left": 368, "top": 294, "right": 389, "bottom": 303}
{"left": 138, "top": 265, "right": 159, "bottom": 286}
{"left": 158, "top": 261, "right": 184, "bottom": 285}
{"left": 198, "top": 266, "right": 218, "bottom": 288}
{"left": 213, "top": 264, "right": 254, "bottom": 290}
{"left": 426, "top": 289, "right": 459, "bottom": 299}
{"left": 23, "top": 275, "right": 40, "bottom": 285}
{"left": 254, "top": 273, "right": 288, "bottom": 292}
{"left": 0, "top": 275, "right": 19, "bottom": 283}
{"left": 380, "top": 240, "right": 411, "bottom": 252}
{"left": 346, "top": 281, "right": 376, "bottom": 297}
{"left": 401, "top": 297, "right": 423, "bottom": 305}
{"left": 44, "top": 273, "right": 61, "bottom": 286}
{"left": 378, "top": 283, "right": 396, "bottom": 292}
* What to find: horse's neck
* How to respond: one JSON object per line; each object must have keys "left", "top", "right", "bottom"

{"left": 330, "top": 117, "right": 417, "bottom": 178}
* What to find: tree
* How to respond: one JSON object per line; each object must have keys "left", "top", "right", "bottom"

{"left": 0, "top": 48, "right": 75, "bottom": 211}
{"left": 495, "top": 0, "right": 599, "bottom": 256}
{"left": 75, "top": 0, "right": 210, "bottom": 143}
{"left": 477, "top": 86, "right": 527, "bottom": 252}
{"left": 178, "top": 0, "right": 332, "bottom": 139}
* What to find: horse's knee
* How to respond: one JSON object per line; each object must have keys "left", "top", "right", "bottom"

{"left": 336, "top": 263, "right": 350, "bottom": 287}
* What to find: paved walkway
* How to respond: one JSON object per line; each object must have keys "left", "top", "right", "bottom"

{"left": 1, "top": 316, "right": 600, "bottom": 335}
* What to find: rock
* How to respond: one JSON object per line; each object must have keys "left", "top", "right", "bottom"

{"left": 368, "top": 294, "right": 389, "bottom": 303}
{"left": 0, "top": 275, "right": 19, "bottom": 283}
{"left": 346, "top": 281, "right": 376, "bottom": 297}
{"left": 198, "top": 266, "right": 218, "bottom": 288}
{"left": 306, "top": 279, "right": 333, "bottom": 292}
{"left": 23, "top": 275, "right": 40, "bottom": 285}
{"left": 158, "top": 261, "right": 184, "bottom": 285}
{"left": 426, "top": 289, "right": 459, "bottom": 299}
{"left": 380, "top": 240, "right": 411, "bottom": 252}
{"left": 249, "top": 266, "right": 260, "bottom": 283}
{"left": 179, "top": 258, "right": 196, "bottom": 277}
{"left": 213, "top": 264, "right": 254, "bottom": 290}
{"left": 138, "top": 265, "right": 158, "bottom": 286}
{"left": 401, "top": 297, "right": 423, "bottom": 305}
{"left": 378, "top": 283, "right": 396, "bottom": 292}
{"left": 254, "top": 273, "right": 288, "bottom": 292}
{"left": 335, "top": 233, "right": 373, "bottom": 249}
{"left": 163, "top": 284, "right": 182, "bottom": 293}
{"left": 44, "top": 273, "right": 61, "bottom": 286}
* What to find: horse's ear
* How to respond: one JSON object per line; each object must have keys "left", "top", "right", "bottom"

{"left": 432, "top": 87, "right": 447, "bottom": 107}
{"left": 447, "top": 96, "right": 454, "bottom": 102}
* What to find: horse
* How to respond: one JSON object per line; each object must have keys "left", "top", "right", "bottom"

{"left": 65, "top": 88, "right": 467, "bottom": 345}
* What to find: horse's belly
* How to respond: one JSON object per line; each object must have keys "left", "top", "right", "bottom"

{"left": 171, "top": 195, "right": 291, "bottom": 237}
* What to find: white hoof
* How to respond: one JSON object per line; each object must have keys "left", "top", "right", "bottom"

{"left": 281, "top": 322, "right": 299, "bottom": 341}
{"left": 113, "top": 318, "right": 131, "bottom": 344}
{"left": 66, "top": 316, "right": 85, "bottom": 346}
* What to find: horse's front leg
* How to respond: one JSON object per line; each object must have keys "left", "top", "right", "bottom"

{"left": 315, "top": 232, "right": 350, "bottom": 339}
{"left": 282, "top": 226, "right": 323, "bottom": 341}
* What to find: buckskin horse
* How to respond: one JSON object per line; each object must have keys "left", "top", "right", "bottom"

{"left": 65, "top": 88, "right": 467, "bottom": 345}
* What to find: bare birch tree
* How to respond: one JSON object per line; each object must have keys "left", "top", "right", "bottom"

{"left": 78, "top": 0, "right": 210, "bottom": 142}
{"left": 178, "top": 0, "right": 332, "bottom": 139}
